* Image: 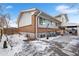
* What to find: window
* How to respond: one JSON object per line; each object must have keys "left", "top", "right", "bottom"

{"left": 51, "top": 21, "right": 53, "bottom": 25}
{"left": 56, "top": 23, "right": 58, "bottom": 26}
{"left": 39, "top": 17, "right": 46, "bottom": 25}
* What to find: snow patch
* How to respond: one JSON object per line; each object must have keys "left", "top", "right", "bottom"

{"left": 0, "top": 34, "right": 27, "bottom": 56}
{"left": 30, "top": 40, "right": 50, "bottom": 52}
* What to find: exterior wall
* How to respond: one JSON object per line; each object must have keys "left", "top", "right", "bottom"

{"left": 18, "top": 14, "right": 36, "bottom": 34}
{"left": 37, "top": 14, "right": 59, "bottom": 33}
{"left": 37, "top": 28, "right": 60, "bottom": 33}
{"left": 19, "top": 12, "right": 32, "bottom": 27}
{"left": 37, "top": 28, "right": 62, "bottom": 38}
{"left": 38, "top": 16, "right": 57, "bottom": 28}
{"left": 56, "top": 17, "right": 63, "bottom": 22}
{"left": 61, "top": 15, "right": 68, "bottom": 24}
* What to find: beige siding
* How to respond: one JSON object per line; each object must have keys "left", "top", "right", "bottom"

{"left": 37, "top": 28, "right": 61, "bottom": 33}
{"left": 18, "top": 15, "right": 36, "bottom": 33}
{"left": 19, "top": 12, "right": 32, "bottom": 27}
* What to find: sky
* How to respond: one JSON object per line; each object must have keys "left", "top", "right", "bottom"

{"left": 0, "top": 3, "right": 79, "bottom": 24}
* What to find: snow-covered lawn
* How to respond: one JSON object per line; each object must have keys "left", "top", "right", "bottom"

{"left": 15, "top": 35, "right": 79, "bottom": 56}
{"left": 30, "top": 40, "right": 51, "bottom": 52}
{"left": 0, "top": 34, "right": 79, "bottom": 56}
{"left": 0, "top": 34, "right": 27, "bottom": 56}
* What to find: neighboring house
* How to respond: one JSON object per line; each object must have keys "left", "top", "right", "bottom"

{"left": 61, "top": 23, "right": 79, "bottom": 35}
{"left": 55, "top": 14, "right": 79, "bottom": 35}
{"left": 55, "top": 14, "right": 69, "bottom": 34}
{"left": 17, "top": 8, "right": 62, "bottom": 39}
{"left": 55, "top": 14, "right": 69, "bottom": 26}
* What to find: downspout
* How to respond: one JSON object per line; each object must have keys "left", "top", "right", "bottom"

{"left": 36, "top": 11, "right": 41, "bottom": 39}
{"left": 17, "top": 13, "right": 21, "bottom": 35}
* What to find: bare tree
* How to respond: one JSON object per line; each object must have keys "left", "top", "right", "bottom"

{"left": 0, "top": 5, "right": 12, "bottom": 48}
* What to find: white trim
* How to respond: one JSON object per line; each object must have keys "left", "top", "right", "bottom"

{"left": 20, "top": 8, "right": 37, "bottom": 13}
{"left": 61, "top": 23, "right": 79, "bottom": 27}
{"left": 36, "top": 12, "right": 41, "bottom": 39}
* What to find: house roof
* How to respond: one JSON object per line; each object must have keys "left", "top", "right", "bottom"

{"left": 55, "top": 14, "right": 69, "bottom": 22}
{"left": 21, "top": 8, "right": 38, "bottom": 12}
{"left": 61, "top": 23, "right": 79, "bottom": 27}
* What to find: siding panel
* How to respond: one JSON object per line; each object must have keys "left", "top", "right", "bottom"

{"left": 18, "top": 15, "right": 36, "bottom": 33}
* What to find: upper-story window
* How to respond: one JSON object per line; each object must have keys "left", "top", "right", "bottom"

{"left": 51, "top": 21, "right": 53, "bottom": 25}
{"left": 55, "top": 22, "right": 60, "bottom": 26}
{"left": 39, "top": 17, "right": 46, "bottom": 25}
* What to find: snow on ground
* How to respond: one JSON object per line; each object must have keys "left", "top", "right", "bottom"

{"left": 38, "top": 35, "right": 61, "bottom": 41}
{"left": 63, "top": 38, "right": 79, "bottom": 55}
{"left": 0, "top": 34, "right": 79, "bottom": 56}
{"left": 15, "top": 35, "right": 79, "bottom": 56}
{"left": 0, "top": 34, "right": 27, "bottom": 56}
{"left": 29, "top": 40, "right": 51, "bottom": 52}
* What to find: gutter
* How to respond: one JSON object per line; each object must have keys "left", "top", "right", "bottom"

{"left": 35, "top": 11, "right": 41, "bottom": 39}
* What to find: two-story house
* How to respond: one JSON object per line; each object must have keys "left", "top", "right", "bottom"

{"left": 17, "top": 8, "right": 61, "bottom": 39}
